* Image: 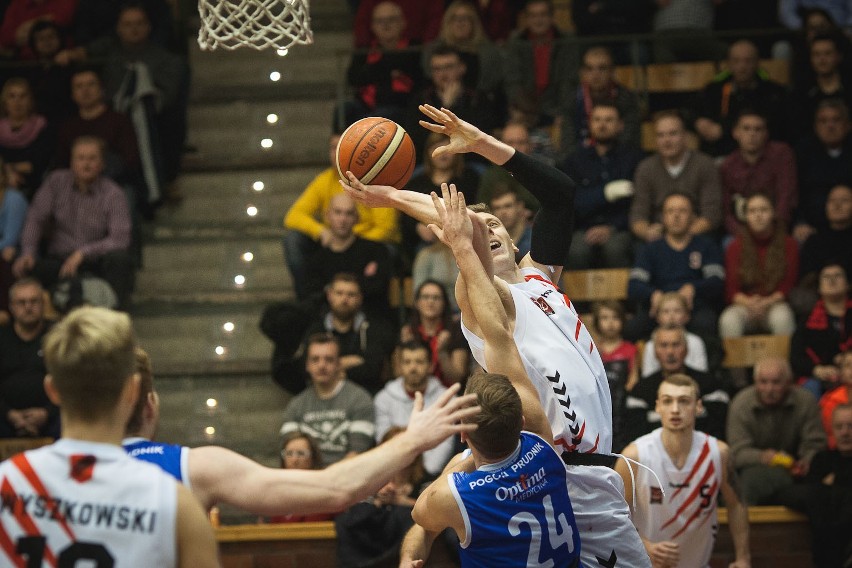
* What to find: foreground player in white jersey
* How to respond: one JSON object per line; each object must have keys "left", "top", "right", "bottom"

{"left": 0, "top": 307, "right": 219, "bottom": 568}
{"left": 125, "top": 347, "right": 480, "bottom": 516}
{"left": 343, "top": 106, "right": 650, "bottom": 567}
{"left": 400, "top": 184, "right": 581, "bottom": 567}
{"left": 616, "top": 375, "right": 751, "bottom": 568}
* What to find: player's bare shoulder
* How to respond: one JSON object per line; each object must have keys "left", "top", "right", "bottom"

{"left": 519, "top": 253, "right": 563, "bottom": 284}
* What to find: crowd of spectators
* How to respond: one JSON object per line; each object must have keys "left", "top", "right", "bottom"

{"left": 1, "top": 0, "right": 851, "bottom": 563}
{"left": 272, "top": 3, "right": 852, "bottom": 563}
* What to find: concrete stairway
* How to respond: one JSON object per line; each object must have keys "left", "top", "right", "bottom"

{"left": 133, "top": 3, "right": 354, "bottom": 522}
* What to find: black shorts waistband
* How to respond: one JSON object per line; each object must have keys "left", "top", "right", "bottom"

{"left": 561, "top": 451, "right": 618, "bottom": 468}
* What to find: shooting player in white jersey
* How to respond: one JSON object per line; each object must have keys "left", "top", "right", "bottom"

{"left": 616, "top": 374, "right": 751, "bottom": 568}
{"left": 125, "top": 347, "right": 480, "bottom": 517}
{"left": 0, "top": 307, "right": 219, "bottom": 568}
{"left": 400, "top": 184, "right": 581, "bottom": 567}
{"left": 343, "top": 105, "right": 650, "bottom": 567}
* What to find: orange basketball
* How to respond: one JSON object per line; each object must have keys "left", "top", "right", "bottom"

{"left": 336, "top": 117, "right": 416, "bottom": 188}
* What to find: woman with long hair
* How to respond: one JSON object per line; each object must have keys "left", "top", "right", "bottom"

{"left": 719, "top": 193, "right": 798, "bottom": 337}
{"left": 399, "top": 279, "right": 470, "bottom": 386}
{"left": 0, "top": 77, "right": 53, "bottom": 198}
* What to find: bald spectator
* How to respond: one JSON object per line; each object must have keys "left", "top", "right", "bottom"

{"left": 302, "top": 194, "right": 392, "bottom": 313}
{"left": 727, "top": 356, "right": 827, "bottom": 505}
{"left": 561, "top": 45, "right": 641, "bottom": 156}
{"left": 630, "top": 111, "right": 722, "bottom": 243}
{"left": 344, "top": 1, "right": 424, "bottom": 129}
{"left": 693, "top": 40, "right": 790, "bottom": 157}
{"left": 12, "top": 136, "right": 134, "bottom": 311}
{"left": 284, "top": 132, "right": 398, "bottom": 300}
{"left": 353, "top": 0, "right": 443, "bottom": 48}
{"left": 719, "top": 110, "right": 798, "bottom": 236}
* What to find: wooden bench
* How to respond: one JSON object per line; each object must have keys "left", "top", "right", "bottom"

{"left": 216, "top": 506, "right": 812, "bottom": 568}
{"left": 561, "top": 268, "right": 630, "bottom": 302}
{"left": 0, "top": 437, "right": 53, "bottom": 461}
{"left": 722, "top": 335, "right": 791, "bottom": 369}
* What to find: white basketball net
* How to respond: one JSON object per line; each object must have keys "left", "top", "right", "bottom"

{"left": 197, "top": 0, "right": 314, "bottom": 51}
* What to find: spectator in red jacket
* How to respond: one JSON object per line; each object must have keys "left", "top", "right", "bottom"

{"left": 719, "top": 193, "right": 798, "bottom": 338}
{"left": 353, "top": 0, "right": 443, "bottom": 48}
{"left": 793, "top": 263, "right": 852, "bottom": 398}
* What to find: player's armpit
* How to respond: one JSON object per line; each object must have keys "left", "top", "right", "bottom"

{"left": 176, "top": 483, "right": 220, "bottom": 568}
{"left": 412, "top": 477, "right": 464, "bottom": 538}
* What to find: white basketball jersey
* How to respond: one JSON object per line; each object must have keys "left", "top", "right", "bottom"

{"left": 633, "top": 429, "right": 722, "bottom": 568}
{"left": 462, "top": 267, "right": 613, "bottom": 454}
{"left": 0, "top": 439, "right": 178, "bottom": 567}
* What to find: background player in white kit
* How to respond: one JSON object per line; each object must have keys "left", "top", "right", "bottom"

{"left": 343, "top": 105, "right": 650, "bottom": 567}
{"left": 399, "top": 184, "right": 581, "bottom": 567}
{"left": 616, "top": 374, "right": 751, "bottom": 568}
{"left": 0, "top": 306, "right": 219, "bottom": 568}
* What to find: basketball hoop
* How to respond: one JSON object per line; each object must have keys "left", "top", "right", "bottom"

{"left": 197, "top": 0, "right": 314, "bottom": 52}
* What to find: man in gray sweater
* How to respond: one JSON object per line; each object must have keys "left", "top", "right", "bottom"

{"left": 630, "top": 111, "right": 722, "bottom": 242}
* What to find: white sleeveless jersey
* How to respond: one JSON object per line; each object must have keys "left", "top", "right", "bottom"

{"left": 462, "top": 267, "right": 613, "bottom": 454}
{"left": 0, "top": 439, "right": 178, "bottom": 567}
{"left": 633, "top": 429, "right": 722, "bottom": 568}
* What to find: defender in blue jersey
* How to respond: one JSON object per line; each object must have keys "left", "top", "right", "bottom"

{"left": 401, "top": 185, "right": 581, "bottom": 567}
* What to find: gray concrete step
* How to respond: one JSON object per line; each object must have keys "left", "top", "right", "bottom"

{"left": 153, "top": 185, "right": 294, "bottom": 225}
{"left": 190, "top": 31, "right": 352, "bottom": 103}
{"left": 136, "top": 261, "right": 291, "bottom": 297}
{"left": 134, "top": 306, "right": 276, "bottom": 369}
{"left": 142, "top": 237, "right": 283, "bottom": 270}
{"left": 184, "top": 99, "right": 336, "bottom": 171}
{"left": 171, "top": 166, "right": 323, "bottom": 198}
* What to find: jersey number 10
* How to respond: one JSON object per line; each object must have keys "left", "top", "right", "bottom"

{"left": 17, "top": 535, "right": 114, "bottom": 567}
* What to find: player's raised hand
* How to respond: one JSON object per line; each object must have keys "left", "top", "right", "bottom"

{"left": 406, "top": 383, "right": 480, "bottom": 453}
{"left": 428, "top": 183, "right": 472, "bottom": 249}
{"left": 339, "top": 171, "right": 397, "bottom": 208}
{"left": 418, "top": 104, "right": 486, "bottom": 157}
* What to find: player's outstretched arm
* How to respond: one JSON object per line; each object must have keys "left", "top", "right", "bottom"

{"left": 175, "top": 483, "right": 220, "bottom": 568}
{"left": 190, "top": 384, "right": 479, "bottom": 516}
{"left": 340, "top": 172, "right": 443, "bottom": 227}
{"left": 429, "top": 184, "right": 551, "bottom": 440}
{"left": 418, "top": 104, "right": 515, "bottom": 165}
{"left": 719, "top": 442, "right": 751, "bottom": 568}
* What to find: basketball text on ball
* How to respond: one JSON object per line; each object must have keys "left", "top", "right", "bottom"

{"left": 359, "top": 127, "right": 407, "bottom": 184}
{"left": 354, "top": 127, "right": 387, "bottom": 168}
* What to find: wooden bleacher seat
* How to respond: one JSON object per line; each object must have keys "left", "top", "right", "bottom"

{"left": 388, "top": 276, "right": 413, "bottom": 309}
{"left": 722, "top": 334, "right": 791, "bottom": 368}
{"left": 561, "top": 268, "right": 630, "bottom": 302}
{"left": 0, "top": 437, "right": 53, "bottom": 461}
{"left": 759, "top": 58, "right": 791, "bottom": 85}
{"left": 645, "top": 61, "right": 718, "bottom": 92}
{"left": 614, "top": 64, "right": 643, "bottom": 91}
